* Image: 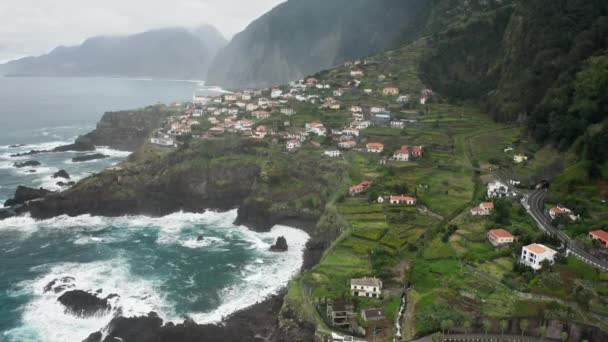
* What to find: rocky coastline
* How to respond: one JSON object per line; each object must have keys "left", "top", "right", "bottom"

{"left": 0, "top": 108, "right": 338, "bottom": 342}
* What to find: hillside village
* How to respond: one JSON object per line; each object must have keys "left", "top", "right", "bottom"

{"left": 137, "top": 42, "right": 608, "bottom": 342}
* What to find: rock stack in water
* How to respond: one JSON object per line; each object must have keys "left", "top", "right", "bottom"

{"left": 269, "top": 236, "right": 288, "bottom": 252}
{"left": 57, "top": 290, "right": 111, "bottom": 318}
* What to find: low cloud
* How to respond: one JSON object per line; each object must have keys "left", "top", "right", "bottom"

{"left": 0, "top": 0, "right": 286, "bottom": 62}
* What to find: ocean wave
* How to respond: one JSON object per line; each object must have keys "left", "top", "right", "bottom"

{"left": 4, "top": 259, "right": 174, "bottom": 342}
{"left": 188, "top": 224, "right": 309, "bottom": 324}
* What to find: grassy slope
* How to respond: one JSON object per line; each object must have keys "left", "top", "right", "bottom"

{"left": 283, "top": 38, "right": 608, "bottom": 340}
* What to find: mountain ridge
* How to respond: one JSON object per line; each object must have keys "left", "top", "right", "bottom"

{"left": 0, "top": 25, "right": 227, "bottom": 80}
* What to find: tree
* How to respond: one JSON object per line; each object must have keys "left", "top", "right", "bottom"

{"left": 463, "top": 320, "right": 472, "bottom": 334}
{"left": 431, "top": 332, "right": 443, "bottom": 342}
{"left": 519, "top": 319, "right": 529, "bottom": 336}
{"left": 540, "top": 324, "right": 547, "bottom": 342}
{"left": 440, "top": 319, "right": 454, "bottom": 334}
{"left": 482, "top": 319, "right": 491, "bottom": 336}
{"left": 561, "top": 331, "right": 569, "bottom": 342}
{"left": 499, "top": 320, "right": 508, "bottom": 336}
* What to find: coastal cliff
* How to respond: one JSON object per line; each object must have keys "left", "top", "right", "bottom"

{"left": 76, "top": 105, "right": 175, "bottom": 151}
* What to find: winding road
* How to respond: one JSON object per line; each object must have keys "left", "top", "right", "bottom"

{"left": 519, "top": 189, "right": 608, "bottom": 272}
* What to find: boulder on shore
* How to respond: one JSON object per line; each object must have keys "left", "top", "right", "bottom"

{"left": 57, "top": 290, "right": 111, "bottom": 318}
{"left": 53, "top": 169, "right": 71, "bottom": 179}
{"left": 269, "top": 236, "right": 288, "bottom": 252}
{"left": 14, "top": 160, "right": 41, "bottom": 168}
{"left": 72, "top": 153, "right": 108, "bottom": 163}
{"left": 56, "top": 181, "right": 76, "bottom": 187}
{"left": 4, "top": 186, "right": 52, "bottom": 207}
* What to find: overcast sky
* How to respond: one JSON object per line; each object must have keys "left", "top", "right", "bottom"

{"left": 0, "top": 0, "right": 286, "bottom": 63}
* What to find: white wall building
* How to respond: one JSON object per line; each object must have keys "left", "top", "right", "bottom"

{"left": 521, "top": 244, "right": 557, "bottom": 270}
{"left": 351, "top": 277, "right": 382, "bottom": 298}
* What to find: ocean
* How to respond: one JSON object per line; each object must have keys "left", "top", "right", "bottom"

{"left": 0, "top": 77, "right": 309, "bottom": 342}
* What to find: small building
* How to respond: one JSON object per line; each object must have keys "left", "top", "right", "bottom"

{"left": 590, "top": 230, "right": 608, "bottom": 248}
{"left": 549, "top": 206, "right": 578, "bottom": 221}
{"left": 270, "top": 89, "right": 283, "bottom": 98}
{"left": 351, "top": 277, "right": 382, "bottom": 298}
{"left": 326, "top": 300, "right": 356, "bottom": 329}
{"left": 364, "top": 88, "right": 373, "bottom": 94}
{"left": 324, "top": 150, "right": 342, "bottom": 158}
{"left": 349, "top": 181, "right": 372, "bottom": 196}
{"left": 487, "top": 181, "right": 509, "bottom": 198}
{"left": 488, "top": 229, "right": 514, "bottom": 246}
{"left": 470, "top": 202, "right": 494, "bottom": 216}
{"left": 351, "top": 106, "right": 363, "bottom": 113}
{"left": 150, "top": 136, "right": 174, "bottom": 147}
{"left": 370, "top": 106, "right": 386, "bottom": 114}
{"left": 390, "top": 121, "right": 405, "bottom": 129}
{"left": 366, "top": 143, "right": 384, "bottom": 153}
{"left": 286, "top": 139, "right": 302, "bottom": 151}
{"left": 280, "top": 108, "right": 296, "bottom": 116}
{"left": 252, "top": 110, "right": 270, "bottom": 120}
{"left": 390, "top": 195, "right": 416, "bottom": 205}
{"left": 224, "top": 93, "right": 238, "bottom": 102}
{"left": 344, "top": 128, "right": 360, "bottom": 137}
{"left": 306, "top": 122, "right": 327, "bottom": 136}
{"left": 350, "top": 69, "right": 365, "bottom": 77}
{"left": 393, "top": 146, "right": 410, "bottom": 162}
{"left": 361, "top": 308, "right": 386, "bottom": 322}
{"left": 397, "top": 95, "right": 410, "bottom": 104}
{"left": 382, "top": 86, "right": 400, "bottom": 96}
{"left": 339, "top": 141, "right": 357, "bottom": 149}
{"left": 521, "top": 244, "right": 557, "bottom": 270}
{"left": 329, "top": 103, "right": 341, "bottom": 110}
{"left": 514, "top": 154, "right": 528, "bottom": 164}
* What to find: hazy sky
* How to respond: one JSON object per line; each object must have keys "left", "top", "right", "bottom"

{"left": 0, "top": 0, "right": 287, "bottom": 63}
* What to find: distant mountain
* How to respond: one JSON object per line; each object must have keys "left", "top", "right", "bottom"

{"left": 205, "top": 0, "right": 430, "bottom": 89}
{"left": 0, "top": 25, "right": 227, "bottom": 80}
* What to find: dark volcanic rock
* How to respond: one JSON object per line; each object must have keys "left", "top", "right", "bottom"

{"left": 4, "top": 186, "right": 52, "bottom": 207}
{"left": 57, "top": 290, "right": 111, "bottom": 317}
{"left": 14, "top": 160, "right": 41, "bottom": 168}
{"left": 44, "top": 276, "right": 76, "bottom": 293}
{"left": 56, "top": 181, "right": 76, "bottom": 187}
{"left": 53, "top": 138, "right": 96, "bottom": 152}
{"left": 196, "top": 235, "right": 204, "bottom": 241}
{"left": 72, "top": 153, "right": 108, "bottom": 163}
{"left": 82, "top": 331, "right": 102, "bottom": 342}
{"left": 53, "top": 169, "right": 71, "bottom": 179}
{"left": 9, "top": 144, "right": 25, "bottom": 148}
{"left": 88, "top": 292, "right": 287, "bottom": 342}
{"left": 270, "top": 236, "right": 288, "bottom": 252}
{"left": 10, "top": 150, "right": 47, "bottom": 157}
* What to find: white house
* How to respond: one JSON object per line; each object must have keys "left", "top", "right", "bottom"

{"left": 324, "top": 150, "right": 342, "bottom": 158}
{"left": 224, "top": 93, "right": 238, "bottom": 102}
{"left": 286, "top": 139, "right": 302, "bottom": 151}
{"left": 351, "top": 106, "right": 363, "bottom": 113}
{"left": 353, "top": 121, "right": 370, "bottom": 130}
{"left": 514, "top": 154, "right": 528, "bottom": 164}
{"left": 488, "top": 229, "right": 514, "bottom": 246}
{"left": 549, "top": 206, "right": 579, "bottom": 221}
{"left": 397, "top": 95, "right": 410, "bottom": 104}
{"left": 343, "top": 128, "right": 360, "bottom": 137}
{"left": 271, "top": 89, "right": 283, "bottom": 98}
{"left": 350, "top": 69, "right": 365, "bottom": 77}
{"left": 280, "top": 108, "right": 296, "bottom": 116}
{"left": 487, "top": 181, "right": 510, "bottom": 198}
{"left": 305, "top": 122, "right": 327, "bottom": 136}
{"left": 521, "top": 244, "right": 557, "bottom": 270}
{"left": 470, "top": 202, "right": 494, "bottom": 216}
{"left": 383, "top": 86, "right": 399, "bottom": 96}
{"left": 366, "top": 143, "right": 384, "bottom": 153}
{"left": 150, "top": 136, "right": 174, "bottom": 146}
{"left": 370, "top": 106, "right": 386, "bottom": 114}
{"left": 390, "top": 121, "right": 405, "bottom": 128}
{"left": 393, "top": 146, "right": 410, "bottom": 161}
{"left": 351, "top": 277, "right": 382, "bottom": 298}
{"left": 339, "top": 141, "right": 357, "bottom": 149}
{"left": 390, "top": 195, "right": 416, "bottom": 205}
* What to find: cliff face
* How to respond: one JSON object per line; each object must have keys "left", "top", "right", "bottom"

{"left": 78, "top": 106, "right": 174, "bottom": 151}
{"left": 26, "top": 138, "right": 350, "bottom": 235}
{"left": 205, "top": 0, "right": 429, "bottom": 89}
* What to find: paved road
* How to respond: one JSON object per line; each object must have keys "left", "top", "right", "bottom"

{"left": 521, "top": 189, "right": 608, "bottom": 272}
{"left": 409, "top": 333, "right": 556, "bottom": 342}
